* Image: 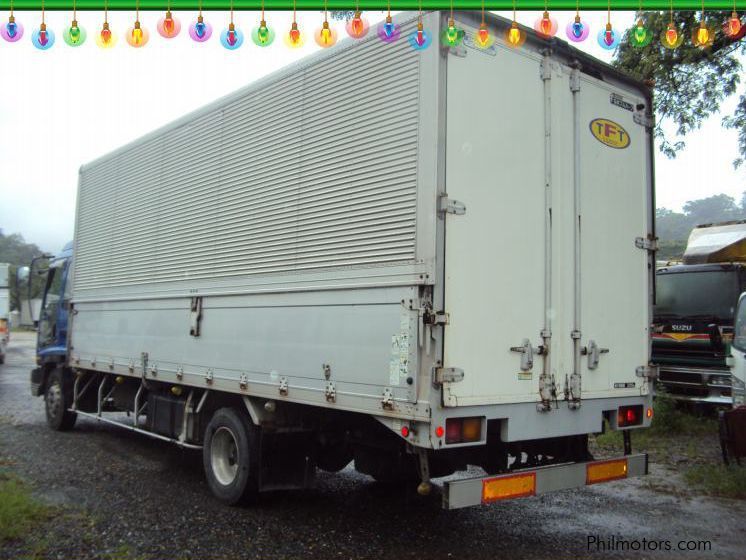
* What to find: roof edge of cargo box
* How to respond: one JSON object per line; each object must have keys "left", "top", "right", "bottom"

{"left": 78, "top": 10, "right": 650, "bottom": 175}
{"left": 683, "top": 220, "right": 746, "bottom": 265}
{"left": 457, "top": 10, "right": 651, "bottom": 102}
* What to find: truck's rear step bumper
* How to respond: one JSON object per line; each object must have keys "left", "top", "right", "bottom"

{"left": 442, "top": 453, "right": 648, "bottom": 509}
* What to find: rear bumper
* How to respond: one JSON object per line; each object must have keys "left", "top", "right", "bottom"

{"left": 442, "top": 453, "right": 648, "bottom": 509}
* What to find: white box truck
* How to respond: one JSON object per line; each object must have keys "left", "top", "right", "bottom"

{"left": 31, "top": 11, "right": 656, "bottom": 508}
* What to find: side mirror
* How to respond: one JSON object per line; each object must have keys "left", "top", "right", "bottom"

{"left": 708, "top": 323, "right": 724, "bottom": 352}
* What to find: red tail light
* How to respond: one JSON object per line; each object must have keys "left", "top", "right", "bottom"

{"left": 445, "top": 418, "right": 462, "bottom": 443}
{"left": 445, "top": 417, "right": 483, "bottom": 444}
{"left": 617, "top": 405, "right": 643, "bottom": 427}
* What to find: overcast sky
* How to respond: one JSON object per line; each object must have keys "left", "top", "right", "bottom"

{"left": 0, "top": 10, "right": 743, "bottom": 253}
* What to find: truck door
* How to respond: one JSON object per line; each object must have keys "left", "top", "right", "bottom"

{"left": 442, "top": 40, "right": 548, "bottom": 406}
{"left": 575, "top": 78, "right": 651, "bottom": 399}
{"left": 38, "top": 260, "right": 67, "bottom": 350}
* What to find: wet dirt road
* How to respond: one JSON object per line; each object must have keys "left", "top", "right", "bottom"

{"left": 1, "top": 332, "right": 745, "bottom": 559}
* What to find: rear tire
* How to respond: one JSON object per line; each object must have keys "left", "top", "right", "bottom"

{"left": 203, "top": 407, "right": 260, "bottom": 505}
{"left": 45, "top": 368, "right": 77, "bottom": 431}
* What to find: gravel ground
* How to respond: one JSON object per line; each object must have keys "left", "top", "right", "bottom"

{"left": 1, "top": 331, "right": 745, "bottom": 560}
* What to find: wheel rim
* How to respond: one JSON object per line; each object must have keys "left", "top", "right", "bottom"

{"left": 211, "top": 426, "right": 240, "bottom": 486}
{"left": 46, "top": 381, "right": 62, "bottom": 419}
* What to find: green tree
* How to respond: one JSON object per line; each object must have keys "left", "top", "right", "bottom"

{"left": 613, "top": 11, "right": 746, "bottom": 165}
{"left": 682, "top": 193, "right": 743, "bottom": 224}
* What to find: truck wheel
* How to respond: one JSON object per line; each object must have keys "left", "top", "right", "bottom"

{"left": 45, "top": 368, "right": 77, "bottom": 431}
{"left": 203, "top": 408, "right": 260, "bottom": 505}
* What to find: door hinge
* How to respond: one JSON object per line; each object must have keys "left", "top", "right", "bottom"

{"left": 510, "top": 339, "right": 545, "bottom": 371}
{"left": 569, "top": 67, "right": 581, "bottom": 92}
{"left": 324, "top": 381, "right": 337, "bottom": 403}
{"left": 189, "top": 296, "right": 203, "bottom": 337}
{"left": 636, "top": 365, "right": 659, "bottom": 380}
{"left": 438, "top": 195, "right": 466, "bottom": 216}
{"left": 633, "top": 111, "right": 655, "bottom": 129}
{"left": 423, "top": 309, "right": 449, "bottom": 326}
{"left": 581, "top": 340, "right": 609, "bottom": 370}
{"left": 381, "top": 387, "right": 394, "bottom": 410}
{"left": 448, "top": 44, "right": 468, "bottom": 58}
{"left": 540, "top": 56, "right": 552, "bottom": 81}
{"left": 635, "top": 236, "right": 658, "bottom": 252}
{"left": 434, "top": 366, "right": 464, "bottom": 385}
{"left": 537, "top": 372, "right": 557, "bottom": 412}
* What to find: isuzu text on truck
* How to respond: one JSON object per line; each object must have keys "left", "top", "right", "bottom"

{"left": 30, "top": 11, "right": 656, "bottom": 508}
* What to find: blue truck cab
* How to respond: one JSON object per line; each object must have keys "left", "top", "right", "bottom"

{"left": 30, "top": 241, "right": 73, "bottom": 397}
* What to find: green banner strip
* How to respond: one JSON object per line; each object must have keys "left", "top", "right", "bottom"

{"left": 0, "top": 1, "right": 742, "bottom": 9}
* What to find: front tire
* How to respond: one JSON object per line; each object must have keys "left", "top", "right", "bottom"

{"left": 45, "top": 368, "right": 77, "bottom": 431}
{"left": 203, "top": 407, "right": 260, "bottom": 505}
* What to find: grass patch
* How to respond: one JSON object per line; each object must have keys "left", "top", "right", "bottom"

{"left": 0, "top": 473, "right": 53, "bottom": 541}
{"left": 104, "top": 544, "right": 147, "bottom": 560}
{"left": 646, "top": 391, "right": 716, "bottom": 436}
{"left": 684, "top": 464, "right": 746, "bottom": 499}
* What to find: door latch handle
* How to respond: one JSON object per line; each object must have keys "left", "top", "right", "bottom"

{"left": 581, "top": 340, "right": 609, "bottom": 370}
{"left": 510, "top": 339, "right": 545, "bottom": 371}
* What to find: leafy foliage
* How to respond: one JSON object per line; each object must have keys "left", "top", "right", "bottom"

{"left": 614, "top": 11, "right": 746, "bottom": 165}
{"left": 0, "top": 229, "right": 48, "bottom": 309}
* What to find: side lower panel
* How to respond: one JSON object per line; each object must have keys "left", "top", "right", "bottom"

{"left": 70, "top": 287, "right": 432, "bottom": 422}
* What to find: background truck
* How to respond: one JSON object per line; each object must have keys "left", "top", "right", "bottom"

{"left": 0, "top": 263, "right": 9, "bottom": 364}
{"left": 30, "top": 11, "right": 655, "bottom": 509}
{"left": 653, "top": 221, "right": 746, "bottom": 405}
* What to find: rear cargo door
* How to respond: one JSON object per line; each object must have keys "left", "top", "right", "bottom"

{"left": 442, "top": 42, "right": 547, "bottom": 406}
{"left": 576, "top": 77, "right": 651, "bottom": 397}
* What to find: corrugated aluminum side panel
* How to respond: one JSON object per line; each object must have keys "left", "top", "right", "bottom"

{"left": 74, "top": 34, "right": 421, "bottom": 293}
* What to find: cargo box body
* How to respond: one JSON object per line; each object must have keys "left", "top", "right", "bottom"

{"left": 70, "top": 11, "right": 655, "bottom": 451}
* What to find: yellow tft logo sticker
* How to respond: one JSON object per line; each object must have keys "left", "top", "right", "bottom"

{"left": 589, "top": 118, "right": 630, "bottom": 149}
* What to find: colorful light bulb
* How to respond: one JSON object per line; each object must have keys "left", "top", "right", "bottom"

{"left": 346, "top": 10, "right": 369, "bottom": 39}
{"left": 566, "top": 15, "right": 588, "bottom": 42}
{"left": 158, "top": 10, "right": 181, "bottom": 38}
{"left": 408, "top": 21, "right": 431, "bottom": 50}
{"left": 693, "top": 21, "right": 714, "bottom": 47}
{"left": 725, "top": 12, "right": 742, "bottom": 37}
{"left": 63, "top": 19, "right": 87, "bottom": 46}
{"left": 440, "top": 17, "right": 464, "bottom": 47}
{"left": 474, "top": 22, "right": 493, "bottom": 48}
{"left": 189, "top": 15, "right": 213, "bottom": 42}
{"left": 220, "top": 22, "right": 244, "bottom": 49}
{"left": 630, "top": 18, "right": 651, "bottom": 47}
{"left": 666, "top": 26, "right": 677, "bottom": 44}
{"left": 377, "top": 15, "right": 399, "bottom": 43}
{"left": 283, "top": 21, "right": 303, "bottom": 47}
{"left": 505, "top": 21, "right": 525, "bottom": 48}
{"left": 126, "top": 20, "right": 149, "bottom": 47}
{"left": 534, "top": 10, "right": 557, "bottom": 38}
{"left": 32, "top": 22, "right": 55, "bottom": 49}
{"left": 95, "top": 21, "right": 117, "bottom": 48}
{"left": 251, "top": 19, "right": 275, "bottom": 46}
{"left": 314, "top": 20, "right": 337, "bottom": 48}
{"left": 597, "top": 22, "right": 619, "bottom": 50}
{"left": 1, "top": 15, "right": 23, "bottom": 42}
{"left": 661, "top": 22, "right": 679, "bottom": 48}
